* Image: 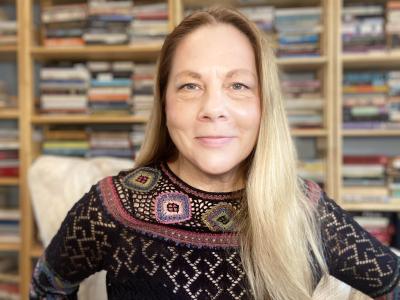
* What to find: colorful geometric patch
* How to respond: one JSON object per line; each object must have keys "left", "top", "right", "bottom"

{"left": 154, "top": 192, "right": 191, "bottom": 224}
{"left": 202, "top": 203, "right": 236, "bottom": 232}
{"left": 123, "top": 167, "right": 160, "bottom": 192}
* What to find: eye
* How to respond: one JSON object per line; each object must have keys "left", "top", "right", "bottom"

{"left": 178, "top": 83, "right": 200, "bottom": 90}
{"left": 231, "top": 82, "right": 249, "bottom": 90}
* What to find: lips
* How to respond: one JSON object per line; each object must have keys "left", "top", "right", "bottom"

{"left": 195, "top": 136, "right": 235, "bottom": 147}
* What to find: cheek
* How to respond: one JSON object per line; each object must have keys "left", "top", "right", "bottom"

{"left": 233, "top": 100, "right": 261, "bottom": 133}
{"left": 165, "top": 97, "right": 193, "bottom": 137}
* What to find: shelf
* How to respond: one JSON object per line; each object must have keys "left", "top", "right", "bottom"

{"left": 31, "top": 43, "right": 163, "bottom": 60}
{"left": 30, "top": 244, "right": 43, "bottom": 258}
{"left": 342, "top": 202, "right": 400, "bottom": 212}
{"left": 277, "top": 56, "right": 327, "bottom": 68}
{"left": 0, "top": 108, "right": 19, "bottom": 119}
{"left": 0, "top": 273, "right": 19, "bottom": 284}
{"left": 342, "top": 130, "right": 400, "bottom": 137}
{"left": 0, "top": 242, "right": 19, "bottom": 252}
{"left": 31, "top": 114, "right": 148, "bottom": 124}
{"left": 291, "top": 129, "right": 327, "bottom": 137}
{"left": 0, "top": 45, "right": 17, "bottom": 53}
{"left": 342, "top": 51, "right": 400, "bottom": 68}
{"left": 0, "top": 178, "right": 19, "bottom": 186}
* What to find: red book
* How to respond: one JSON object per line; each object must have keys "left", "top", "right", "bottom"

{"left": 343, "top": 155, "right": 388, "bottom": 165}
{"left": 0, "top": 167, "right": 19, "bottom": 177}
{"left": 0, "top": 150, "right": 18, "bottom": 160}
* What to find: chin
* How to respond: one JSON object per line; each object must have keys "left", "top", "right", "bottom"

{"left": 195, "top": 156, "right": 242, "bottom": 176}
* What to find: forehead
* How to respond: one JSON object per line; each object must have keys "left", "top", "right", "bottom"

{"left": 170, "top": 23, "right": 257, "bottom": 75}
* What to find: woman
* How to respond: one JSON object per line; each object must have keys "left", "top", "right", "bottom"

{"left": 30, "top": 7, "right": 399, "bottom": 300}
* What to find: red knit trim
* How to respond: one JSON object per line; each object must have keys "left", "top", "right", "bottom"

{"left": 99, "top": 177, "right": 239, "bottom": 249}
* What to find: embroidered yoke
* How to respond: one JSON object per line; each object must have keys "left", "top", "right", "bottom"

{"left": 30, "top": 162, "right": 400, "bottom": 299}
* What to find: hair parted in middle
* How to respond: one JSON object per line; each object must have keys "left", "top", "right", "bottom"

{"left": 135, "top": 6, "right": 329, "bottom": 300}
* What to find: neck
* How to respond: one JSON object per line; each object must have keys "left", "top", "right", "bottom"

{"left": 167, "top": 157, "right": 245, "bottom": 193}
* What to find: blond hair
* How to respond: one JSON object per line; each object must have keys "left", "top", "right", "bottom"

{"left": 135, "top": 6, "right": 328, "bottom": 300}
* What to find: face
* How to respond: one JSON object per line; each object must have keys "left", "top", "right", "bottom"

{"left": 165, "top": 23, "right": 261, "bottom": 179}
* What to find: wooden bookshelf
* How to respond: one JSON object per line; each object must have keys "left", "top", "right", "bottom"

{"left": 0, "top": 108, "right": 19, "bottom": 119}
{"left": 343, "top": 202, "right": 400, "bottom": 212}
{"left": 31, "top": 43, "right": 163, "bottom": 60}
{"left": 0, "top": 242, "right": 20, "bottom": 252}
{"left": 11, "top": 0, "right": 400, "bottom": 298}
{"left": 0, "top": 273, "right": 19, "bottom": 284}
{"left": 0, "top": 45, "right": 17, "bottom": 53}
{"left": 342, "top": 51, "right": 400, "bottom": 67}
{"left": 30, "top": 244, "right": 43, "bottom": 258}
{"left": 291, "top": 129, "right": 327, "bottom": 137}
{"left": 0, "top": 178, "right": 19, "bottom": 186}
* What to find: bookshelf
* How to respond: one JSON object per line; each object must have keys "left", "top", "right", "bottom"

{"left": 7, "top": 0, "right": 398, "bottom": 298}
{"left": 0, "top": 0, "right": 21, "bottom": 298}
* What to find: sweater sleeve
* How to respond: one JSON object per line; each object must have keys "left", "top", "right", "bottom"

{"left": 29, "top": 182, "right": 118, "bottom": 299}
{"left": 319, "top": 191, "right": 400, "bottom": 298}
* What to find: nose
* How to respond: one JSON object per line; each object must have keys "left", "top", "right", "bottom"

{"left": 198, "top": 85, "right": 228, "bottom": 122}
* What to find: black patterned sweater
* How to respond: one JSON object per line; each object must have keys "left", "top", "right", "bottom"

{"left": 30, "top": 162, "right": 400, "bottom": 300}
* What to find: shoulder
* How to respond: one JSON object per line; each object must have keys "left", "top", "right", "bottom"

{"left": 95, "top": 163, "right": 162, "bottom": 226}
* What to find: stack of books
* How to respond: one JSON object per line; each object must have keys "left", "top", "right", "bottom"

{"left": 281, "top": 71, "right": 323, "bottom": 128}
{"left": 130, "top": 3, "right": 169, "bottom": 44}
{"left": 0, "top": 81, "right": 15, "bottom": 108}
{"left": 131, "top": 124, "right": 145, "bottom": 159}
{"left": 0, "top": 9, "right": 17, "bottom": 46}
{"left": 85, "top": 0, "right": 132, "bottom": 45}
{"left": 298, "top": 159, "right": 325, "bottom": 186}
{"left": 342, "top": 71, "right": 389, "bottom": 129}
{"left": 388, "top": 71, "right": 400, "bottom": 126}
{"left": 88, "top": 125, "right": 134, "bottom": 159}
{"left": 342, "top": 155, "right": 389, "bottom": 203}
{"left": 132, "top": 63, "right": 155, "bottom": 117}
{"left": 275, "top": 7, "right": 321, "bottom": 57}
{"left": 388, "top": 156, "right": 400, "bottom": 199}
{"left": 386, "top": 1, "right": 400, "bottom": 50}
{"left": 87, "top": 61, "right": 133, "bottom": 115}
{"left": 0, "top": 124, "right": 18, "bottom": 178}
{"left": 239, "top": 6, "right": 274, "bottom": 34}
{"left": 354, "top": 213, "right": 394, "bottom": 246}
{"left": 342, "top": 4, "right": 385, "bottom": 53}
{"left": 41, "top": 3, "right": 88, "bottom": 47}
{"left": 41, "top": 126, "right": 89, "bottom": 157}
{"left": 40, "top": 62, "right": 90, "bottom": 114}
{"left": 0, "top": 252, "right": 19, "bottom": 300}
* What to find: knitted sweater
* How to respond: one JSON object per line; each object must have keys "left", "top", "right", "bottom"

{"left": 30, "top": 162, "right": 400, "bottom": 299}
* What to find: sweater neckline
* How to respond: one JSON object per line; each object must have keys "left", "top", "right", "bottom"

{"left": 159, "top": 161, "right": 244, "bottom": 202}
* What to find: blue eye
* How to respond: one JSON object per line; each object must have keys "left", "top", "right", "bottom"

{"left": 232, "top": 82, "right": 249, "bottom": 90}
{"left": 179, "top": 83, "right": 199, "bottom": 90}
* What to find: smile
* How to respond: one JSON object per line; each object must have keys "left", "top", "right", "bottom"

{"left": 195, "top": 136, "right": 235, "bottom": 147}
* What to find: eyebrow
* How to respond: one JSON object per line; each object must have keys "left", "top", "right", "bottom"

{"left": 174, "top": 69, "right": 257, "bottom": 80}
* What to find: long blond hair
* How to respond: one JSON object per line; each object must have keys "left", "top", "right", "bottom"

{"left": 135, "top": 6, "right": 328, "bottom": 300}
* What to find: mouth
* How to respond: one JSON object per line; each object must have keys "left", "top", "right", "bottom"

{"left": 195, "top": 136, "right": 235, "bottom": 147}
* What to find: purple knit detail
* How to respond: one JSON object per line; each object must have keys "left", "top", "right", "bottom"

{"left": 154, "top": 192, "right": 192, "bottom": 224}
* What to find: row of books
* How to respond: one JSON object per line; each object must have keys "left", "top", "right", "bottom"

{"left": 0, "top": 8, "right": 17, "bottom": 46}
{"left": 0, "top": 122, "right": 18, "bottom": 178}
{"left": 39, "top": 61, "right": 155, "bottom": 116}
{"left": 342, "top": 2, "right": 400, "bottom": 53}
{"left": 0, "top": 252, "right": 19, "bottom": 300}
{"left": 343, "top": 70, "right": 400, "bottom": 129}
{"left": 236, "top": 6, "right": 321, "bottom": 57}
{"left": 353, "top": 212, "right": 394, "bottom": 246}
{"left": 42, "top": 1, "right": 168, "bottom": 46}
{"left": 342, "top": 155, "right": 400, "bottom": 203}
{"left": 281, "top": 70, "right": 323, "bottom": 129}
{"left": 0, "top": 81, "right": 16, "bottom": 108}
{"left": 0, "top": 187, "right": 19, "bottom": 244}
{"left": 41, "top": 124, "right": 145, "bottom": 159}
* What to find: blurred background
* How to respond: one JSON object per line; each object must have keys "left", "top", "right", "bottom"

{"left": 0, "top": 0, "right": 399, "bottom": 299}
